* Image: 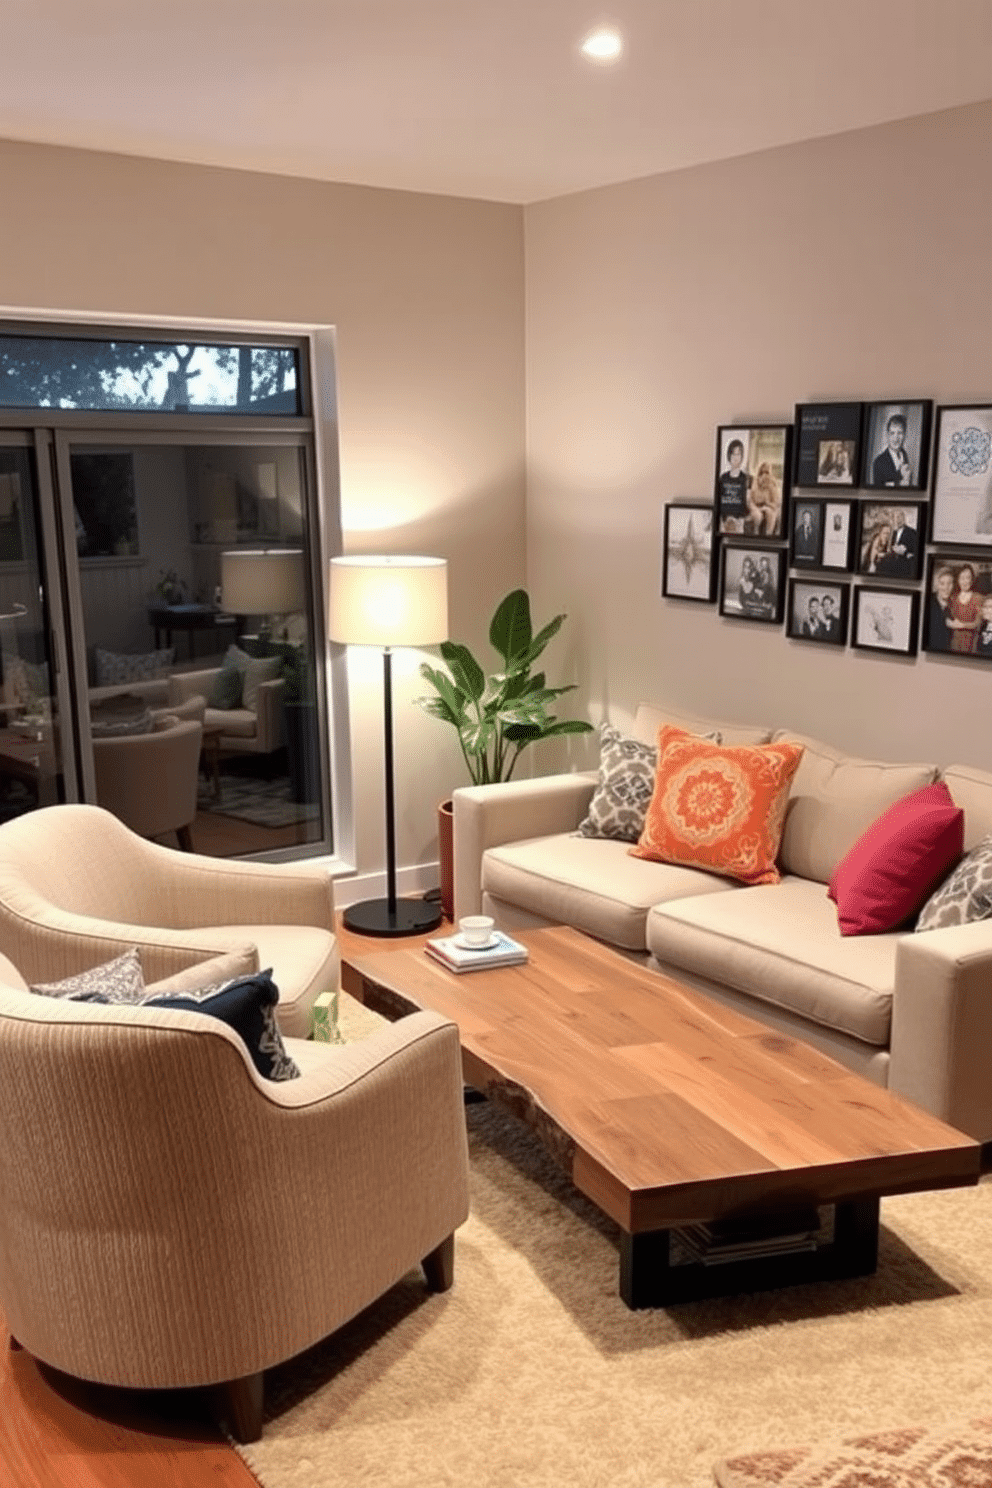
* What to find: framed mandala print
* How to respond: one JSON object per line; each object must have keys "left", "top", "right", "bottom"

{"left": 931, "top": 405, "right": 992, "bottom": 546}
{"left": 662, "top": 503, "right": 716, "bottom": 602}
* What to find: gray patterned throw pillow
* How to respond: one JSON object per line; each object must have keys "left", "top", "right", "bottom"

{"left": 575, "top": 723, "right": 661, "bottom": 842}
{"left": 31, "top": 947, "right": 145, "bottom": 1002}
{"left": 915, "top": 832, "right": 992, "bottom": 932}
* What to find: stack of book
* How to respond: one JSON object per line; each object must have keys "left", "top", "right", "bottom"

{"left": 676, "top": 1207, "right": 822, "bottom": 1266}
{"left": 425, "top": 930, "right": 529, "bottom": 974}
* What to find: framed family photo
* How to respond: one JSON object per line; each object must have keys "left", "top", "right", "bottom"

{"left": 852, "top": 586, "right": 920, "bottom": 657}
{"left": 661, "top": 504, "right": 716, "bottom": 602}
{"left": 718, "top": 543, "right": 785, "bottom": 624}
{"left": 786, "top": 578, "right": 850, "bottom": 646}
{"left": 930, "top": 405, "right": 992, "bottom": 546}
{"left": 713, "top": 424, "right": 792, "bottom": 539}
{"left": 793, "top": 402, "right": 864, "bottom": 489}
{"left": 922, "top": 552, "right": 992, "bottom": 660}
{"left": 789, "top": 498, "right": 855, "bottom": 571}
{"left": 856, "top": 500, "right": 924, "bottom": 580}
{"left": 861, "top": 400, "right": 933, "bottom": 491}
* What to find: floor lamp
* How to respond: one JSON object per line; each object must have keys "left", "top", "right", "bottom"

{"left": 329, "top": 554, "right": 448, "bottom": 937}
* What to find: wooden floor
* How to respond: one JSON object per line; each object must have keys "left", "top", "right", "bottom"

{"left": 0, "top": 906, "right": 440, "bottom": 1488}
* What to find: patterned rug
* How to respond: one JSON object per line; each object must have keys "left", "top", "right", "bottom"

{"left": 715, "top": 1418, "right": 992, "bottom": 1488}
{"left": 197, "top": 771, "right": 320, "bottom": 829}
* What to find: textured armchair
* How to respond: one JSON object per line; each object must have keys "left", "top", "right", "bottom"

{"left": 92, "top": 715, "right": 203, "bottom": 850}
{"left": 168, "top": 666, "right": 285, "bottom": 756}
{"left": 0, "top": 803, "right": 337, "bottom": 1035}
{"left": 0, "top": 971, "right": 470, "bottom": 1442}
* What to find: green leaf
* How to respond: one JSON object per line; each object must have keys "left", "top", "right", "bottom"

{"left": 541, "top": 719, "right": 594, "bottom": 736}
{"left": 418, "top": 662, "right": 465, "bottom": 720}
{"left": 517, "top": 614, "right": 565, "bottom": 668}
{"left": 439, "top": 641, "right": 486, "bottom": 701}
{"left": 489, "top": 590, "right": 532, "bottom": 664}
{"left": 414, "top": 695, "right": 459, "bottom": 725}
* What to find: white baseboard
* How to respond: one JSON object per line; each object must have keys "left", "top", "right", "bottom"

{"left": 333, "top": 860, "right": 441, "bottom": 909}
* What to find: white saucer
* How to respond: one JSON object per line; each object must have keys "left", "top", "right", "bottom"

{"left": 453, "top": 932, "right": 499, "bottom": 951}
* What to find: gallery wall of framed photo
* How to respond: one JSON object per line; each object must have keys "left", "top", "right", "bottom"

{"left": 661, "top": 398, "right": 992, "bottom": 665}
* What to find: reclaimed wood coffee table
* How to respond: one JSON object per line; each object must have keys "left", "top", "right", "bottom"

{"left": 345, "top": 925, "right": 981, "bottom": 1309}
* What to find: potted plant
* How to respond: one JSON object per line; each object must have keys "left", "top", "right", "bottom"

{"left": 416, "top": 588, "right": 592, "bottom": 916}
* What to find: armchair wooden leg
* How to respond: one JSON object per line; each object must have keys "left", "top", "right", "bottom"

{"left": 176, "top": 824, "right": 194, "bottom": 852}
{"left": 422, "top": 1232, "right": 455, "bottom": 1292}
{"left": 212, "top": 1370, "right": 264, "bottom": 1443}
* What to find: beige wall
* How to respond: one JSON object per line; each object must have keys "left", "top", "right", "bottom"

{"left": 524, "top": 100, "right": 992, "bottom": 773}
{"left": 0, "top": 138, "right": 526, "bottom": 887}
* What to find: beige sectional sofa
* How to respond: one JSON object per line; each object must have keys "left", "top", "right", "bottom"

{"left": 453, "top": 702, "right": 992, "bottom": 1141}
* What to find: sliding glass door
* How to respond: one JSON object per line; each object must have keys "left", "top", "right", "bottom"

{"left": 0, "top": 323, "right": 332, "bottom": 860}
{"left": 0, "top": 434, "right": 72, "bottom": 822}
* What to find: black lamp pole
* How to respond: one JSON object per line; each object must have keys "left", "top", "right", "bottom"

{"left": 342, "top": 645, "right": 443, "bottom": 937}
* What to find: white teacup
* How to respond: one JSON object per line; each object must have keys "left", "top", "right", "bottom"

{"left": 459, "top": 914, "right": 495, "bottom": 946}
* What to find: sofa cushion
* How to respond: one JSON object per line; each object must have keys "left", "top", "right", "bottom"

{"left": 916, "top": 833, "right": 992, "bottom": 933}
{"left": 208, "top": 653, "right": 244, "bottom": 709}
{"left": 203, "top": 706, "right": 258, "bottom": 738}
{"left": 95, "top": 647, "right": 174, "bottom": 687}
{"left": 774, "top": 731, "right": 939, "bottom": 884}
{"left": 482, "top": 832, "right": 738, "bottom": 951}
{"left": 193, "top": 923, "right": 338, "bottom": 1039}
{"left": 943, "top": 763, "right": 992, "bottom": 850}
{"left": 143, "top": 968, "right": 301, "bottom": 1081}
{"left": 634, "top": 702, "right": 773, "bottom": 747}
{"left": 575, "top": 723, "right": 660, "bottom": 842}
{"left": 630, "top": 728, "right": 804, "bottom": 886}
{"left": 828, "top": 782, "right": 964, "bottom": 936}
{"left": 30, "top": 947, "right": 145, "bottom": 1003}
{"left": 242, "top": 654, "right": 283, "bottom": 711}
{"left": 646, "top": 878, "right": 897, "bottom": 1046}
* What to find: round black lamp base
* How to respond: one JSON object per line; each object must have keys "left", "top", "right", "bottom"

{"left": 342, "top": 897, "right": 444, "bottom": 938}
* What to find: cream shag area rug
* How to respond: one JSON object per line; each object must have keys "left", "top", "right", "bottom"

{"left": 235, "top": 1104, "right": 992, "bottom": 1488}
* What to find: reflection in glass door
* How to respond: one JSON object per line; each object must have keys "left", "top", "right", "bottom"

{"left": 0, "top": 438, "right": 67, "bottom": 821}
{"left": 55, "top": 434, "right": 327, "bottom": 860}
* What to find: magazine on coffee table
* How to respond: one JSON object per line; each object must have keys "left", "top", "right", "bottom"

{"left": 425, "top": 930, "right": 529, "bottom": 974}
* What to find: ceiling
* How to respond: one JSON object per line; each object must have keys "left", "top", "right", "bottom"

{"left": 1, "top": 0, "right": 991, "bottom": 204}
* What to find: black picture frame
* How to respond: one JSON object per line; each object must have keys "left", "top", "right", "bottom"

{"left": 786, "top": 577, "right": 850, "bottom": 646}
{"left": 793, "top": 402, "right": 864, "bottom": 490}
{"left": 856, "top": 499, "right": 925, "bottom": 580}
{"left": 922, "top": 552, "right": 992, "bottom": 660}
{"left": 930, "top": 405, "right": 992, "bottom": 547}
{"left": 714, "top": 424, "right": 792, "bottom": 539}
{"left": 861, "top": 400, "right": 933, "bottom": 491}
{"left": 661, "top": 503, "right": 717, "bottom": 602}
{"left": 852, "top": 586, "right": 920, "bottom": 657}
{"left": 719, "top": 543, "right": 785, "bottom": 624}
{"left": 789, "top": 498, "right": 855, "bottom": 571}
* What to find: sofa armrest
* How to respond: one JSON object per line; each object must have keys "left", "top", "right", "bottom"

{"left": 452, "top": 772, "right": 597, "bottom": 919}
{"left": 253, "top": 676, "right": 286, "bottom": 752}
{"left": 891, "top": 919, "right": 992, "bottom": 1140}
{"left": 168, "top": 669, "right": 219, "bottom": 706}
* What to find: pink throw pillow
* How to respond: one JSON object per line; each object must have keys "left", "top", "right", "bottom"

{"left": 827, "top": 781, "right": 964, "bottom": 936}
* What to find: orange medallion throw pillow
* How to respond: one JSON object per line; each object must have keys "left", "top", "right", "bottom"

{"left": 629, "top": 726, "right": 805, "bottom": 885}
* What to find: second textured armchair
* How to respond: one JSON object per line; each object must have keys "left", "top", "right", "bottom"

{"left": 0, "top": 803, "right": 337, "bottom": 1035}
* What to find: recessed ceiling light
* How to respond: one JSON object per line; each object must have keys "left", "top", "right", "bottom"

{"left": 580, "top": 27, "right": 623, "bottom": 63}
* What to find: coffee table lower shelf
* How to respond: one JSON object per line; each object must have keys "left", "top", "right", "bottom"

{"left": 621, "top": 1197, "right": 879, "bottom": 1309}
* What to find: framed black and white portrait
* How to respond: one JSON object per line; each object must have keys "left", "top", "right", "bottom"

{"left": 856, "top": 500, "right": 924, "bottom": 580}
{"left": 861, "top": 401, "right": 933, "bottom": 492}
{"left": 789, "top": 498, "right": 855, "bottom": 571}
{"left": 786, "top": 578, "right": 850, "bottom": 646}
{"left": 718, "top": 543, "right": 785, "bottom": 624}
{"left": 930, "top": 405, "right": 992, "bottom": 546}
{"left": 793, "top": 402, "right": 864, "bottom": 489}
{"left": 661, "top": 504, "right": 716, "bottom": 602}
{"left": 713, "top": 424, "right": 792, "bottom": 539}
{"left": 852, "top": 586, "right": 920, "bottom": 657}
{"left": 922, "top": 552, "right": 992, "bottom": 660}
